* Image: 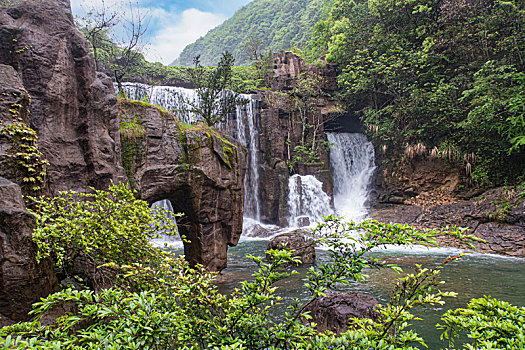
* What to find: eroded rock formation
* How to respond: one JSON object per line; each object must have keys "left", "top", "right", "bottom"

{"left": 266, "top": 229, "right": 315, "bottom": 264}
{"left": 119, "top": 100, "right": 246, "bottom": 271}
{"left": 0, "top": 66, "right": 57, "bottom": 323}
{"left": 305, "top": 291, "right": 379, "bottom": 334}
{"left": 254, "top": 52, "right": 339, "bottom": 226}
{"left": 0, "top": 0, "right": 126, "bottom": 194}
{"left": 0, "top": 178, "right": 58, "bottom": 323}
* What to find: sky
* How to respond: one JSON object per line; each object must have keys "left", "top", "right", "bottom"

{"left": 70, "top": 0, "right": 252, "bottom": 64}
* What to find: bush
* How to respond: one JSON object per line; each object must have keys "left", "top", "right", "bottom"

{"left": 29, "top": 183, "right": 177, "bottom": 284}
{"left": 1, "top": 213, "right": 510, "bottom": 349}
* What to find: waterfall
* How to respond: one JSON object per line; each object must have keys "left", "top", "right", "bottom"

{"left": 117, "top": 83, "right": 262, "bottom": 226}
{"left": 327, "top": 133, "right": 376, "bottom": 222}
{"left": 118, "top": 82, "right": 198, "bottom": 124}
{"left": 235, "top": 98, "right": 261, "bottom": 221}
{"left": 151, "top": 199, "right": 181, "bottom": 248}
{"left": 288, "top": 174, "right": 333, "bottom": 227}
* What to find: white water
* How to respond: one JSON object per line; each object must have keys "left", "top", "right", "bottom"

{"left": 118, "top": 83, "right": 198, "bottom": 125}
{"left": 228, "top": 98, "right": 261, "bottom": 221}
{"left": 327, "top": 133, "right": 376, "bottom": 222}
{"left": 288, "top": 174, "right": 333, "bottom": 227}
{"left": 150, "top": 199, "right": 182, "bottom": 248}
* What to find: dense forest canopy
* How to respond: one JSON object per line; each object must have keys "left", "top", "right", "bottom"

{"left": 309, "top": 0, "right": 525, "bottom": 186}
{"left": 173, "top": 0, "right": 329, "bottom": 67}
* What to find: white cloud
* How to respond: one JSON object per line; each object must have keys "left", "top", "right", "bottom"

{"left": 144, "top": 8, "right": 225, "bottom": 65}
{"left": 70, "top": 1, "right": 226, "bottom": 65}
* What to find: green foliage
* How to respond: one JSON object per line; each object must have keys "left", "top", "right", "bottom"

{"left": 0, "top": 122, "right": 48, "bottom": 194}
{"left": 174, "top": 0, "right": 329, "bottom": 67}
{"left": 28, "top": 183, "right": 177, "bottom": 279}
{"left": 0, "top": 0, "right": 24, "bottom": 7}
{"left": 119, "top": 117, "right": 145, "bottom": 189}
{"left": 0, "top": 213, "right": 493, "bottom": 349}
{"left": 438, "top": 296, "right": 525, "bottom": 349}
{"left": 311, "top": 0, "right": 525, "bottom": 185}
{"left": 175, "top": 52, "right": 249, "bottom": 126}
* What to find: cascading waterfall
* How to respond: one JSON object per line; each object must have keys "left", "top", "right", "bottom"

{"left": 118, "top": 83, "right": 262, "bottom": 228}
{"left": 327, "top": 133, "right": 376, "bottom": 222}
{"left": 150, "top": 199, "right": 181, "bottom": 248}
{"left": 288, "top": 174, "right": 333, "bottom": 227}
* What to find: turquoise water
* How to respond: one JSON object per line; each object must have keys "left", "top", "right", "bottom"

{"left": 217, "top": 239, "right": 525, "bottom": 349}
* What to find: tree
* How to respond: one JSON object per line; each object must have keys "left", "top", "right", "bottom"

{"left": 77, "top": 0, "right": 118, "bottom": 71}
{"left": 76, "top": 0, "right": 149, "bottom": 92}
{"left": 110, "top": 0, "right": 149, "bottom": 92}
{"left": 176, "top": 52, "right": 249, "bottom": 126}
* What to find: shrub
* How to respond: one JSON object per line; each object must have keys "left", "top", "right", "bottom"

{"left": 0, "top": 214, "right": 503, "bottom": 349}
{"left": 29, "top": 183, "right": 177, "bottom": 284}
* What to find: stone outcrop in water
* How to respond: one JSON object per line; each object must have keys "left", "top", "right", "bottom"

{"left": 254, "top": 52, "right": 339, "bottom": 226}
{"left": 119, "top": 100, "right": 246, "bottom": 271}
{"left": 266, "top": 229, "right": 315, "bottom": 264}
{"left": 304, "top": 291, "right": 379, "bottom": 334}
{"left": 0, "top": 0, "right": 126, "bottom": 194}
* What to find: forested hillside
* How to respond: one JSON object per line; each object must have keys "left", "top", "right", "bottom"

{"left": 173, "top": 0, "right": 328, "bottom": 67}
{"left": 310, "top": 0, "right": 525, "bottom": 186}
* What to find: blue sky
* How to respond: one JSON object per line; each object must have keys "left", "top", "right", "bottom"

{"left": 70, "top": 0, "right": 252, "bottom": 64}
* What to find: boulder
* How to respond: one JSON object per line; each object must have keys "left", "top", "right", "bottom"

{"left": 0, "top": 177, "right": 58, "bottom": 322}
{"left": 118, "top": 100, "right": 246, "bottom": 271}
{"left": 305, "top": 291, "right": 379, "bottom": 334}
{"left": 0, "top": 0, "right": 126, "bottom": 194}
{"left": 267, "top": 229, "right": 315, "bottom": 264}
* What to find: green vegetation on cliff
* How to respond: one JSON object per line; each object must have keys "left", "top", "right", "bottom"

{"left": 311, "top": 0, "right": 525, "bottom": 186}
{"left": 173, "top": 0, "right": 329, "bottom": 67}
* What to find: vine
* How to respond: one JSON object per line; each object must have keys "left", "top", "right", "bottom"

{"left": 0, "top": 121, "right": 48, "bottom": 194}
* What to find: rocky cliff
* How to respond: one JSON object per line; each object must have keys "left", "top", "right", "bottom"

{"left": 0, "top": 64, "right": 57, "bottom": 324}
{"left": 0, "top": 0, "right": 126, "bottom": 194}
{"left": 252, "top": 52, "right": 339, "bottom": 226}
{"left": 119, "top": 100, "right": 246, "bottom": 271}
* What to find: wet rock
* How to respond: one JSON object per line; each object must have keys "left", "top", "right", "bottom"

{"left": 0, "top": 177, "right": 58, "bottom": 322}
{"left": 267, "top": 229, "right": 315, "bottom": 264}
{"left": 119, "top": 100, "right": 246, "bottom": 271}
{"left": 0, "top": 0, "right": 126, "bottom": 194}
{"left": 305, "top": 291, "right": 379, "bottom": 334}
{"left": 296, "top": 216, "right": 311, "bottom": 227}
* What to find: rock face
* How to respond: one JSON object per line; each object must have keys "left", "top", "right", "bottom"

{"left": 0, "top": 64, "right": 58, "bottom": 322}
{"left": 373, "top": 159, "right": 461, "bottom": 206}
{"left": 254, "top": 52, "right": 337, "bottom": 226}
{"left": 0, "top": 177, "right": 58, "bottom": 322}
{"left": 305, "top": 291, "right": 379, "bottom": 334}
{"left": 267, "top": 229, "right": 315, "bottom": 264}
{"left": 119, "top": 100, "right": 246, "bottom": 271}
{"left": 0, "top": 0, "right": 126, "bottom": 194}
{"left": 371, "top": 187, "right": 525, "bottom": 256}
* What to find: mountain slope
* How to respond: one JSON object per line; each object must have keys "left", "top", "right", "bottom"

{"left": 172, "top": 0, "right": 328, "bottom": 67}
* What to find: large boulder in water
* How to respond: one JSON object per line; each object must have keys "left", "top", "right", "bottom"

{"left": 118, "top": 100, "right": 247, "bottom": 272}
{"left": 0, "top": 0, "right": 126, "bottom": 194}
{"left": 267, "top": 229, "right": 315, "bottom": 264}
{"left": 304, "top": 291, "right": 379, "bottom": 334}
